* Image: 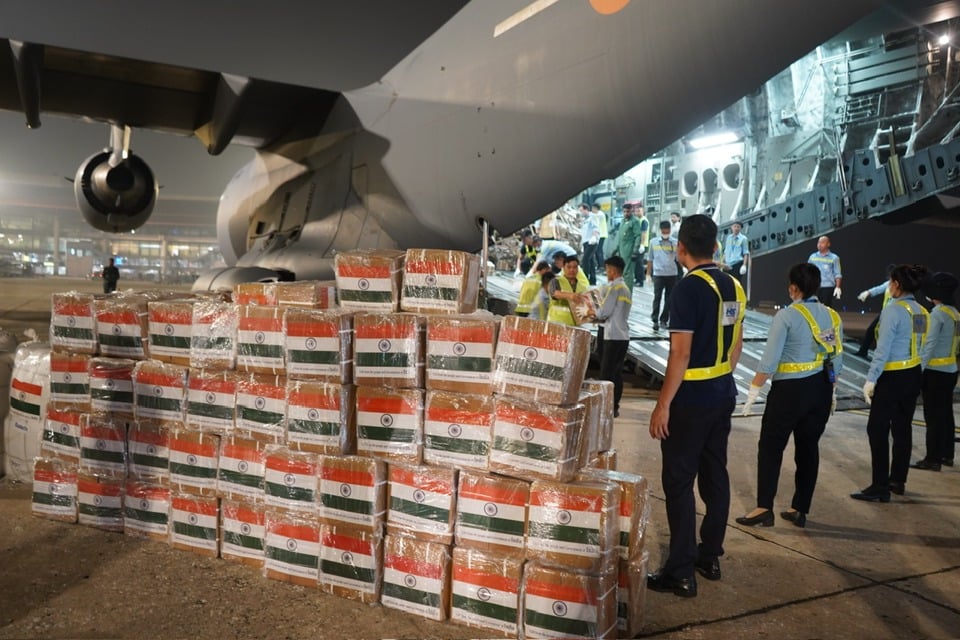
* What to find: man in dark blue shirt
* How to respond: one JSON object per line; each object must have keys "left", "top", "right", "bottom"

{"left": 647, "top": 214, "right": 746, "bottom": 598}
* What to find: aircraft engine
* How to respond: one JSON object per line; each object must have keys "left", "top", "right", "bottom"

{"left": 73, "top": 149, "right": 158, "bottom": 233}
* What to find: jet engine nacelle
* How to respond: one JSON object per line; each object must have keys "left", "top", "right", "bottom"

{"left": 74, "top": 150, "right": 158, "bottom": 233}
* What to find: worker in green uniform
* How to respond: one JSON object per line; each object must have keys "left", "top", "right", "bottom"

{"left": 617, "top": 202, "right": 643, "bottom": 289}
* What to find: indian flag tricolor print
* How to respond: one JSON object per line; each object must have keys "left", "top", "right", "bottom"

{"left": 455, "top": 475, "right": 527, "bottom": 550}
{"left": 168, "top": 435, "right": 219, "bottom": 490}
{"left": 123, "top": 482, "right": 170, "bottom": 537}
{"left": 526, "top": 489, "right": 603, "bottom": 559}
{"left": 186, "top": 374, "right": 235, "bottom": 432}
{"left": 190, "top": 303, "right": 238, "bottom": 369}
{"left": 263, "top": 451, "right": 319, "bottom": 511}
{"left": 133, "top": 366, "right": 186, "bottom": 422}
{"left": 96, "top": 309, "right": 146, "bottom": 358}
{"left": 494, "top": 324, "right": 568, "bottom": 393}
{"left": 451, "top": 560, "right": 520, "bottom": 635}
{"left": 171, "top": 495, "right": 219, "bottom": 553}
{"left": 148, "top": 306, "right": 193, "bottom": 360}
{"left": 89, "top": 366, "right": 134, "bottom": 415}
{"left": 10, "top": 377, "right": 43, "bottom": 421}
{"left": 43, "top": 408, "right": 83, "bottom": 458}
{"left": 49, "top": 353, "right": 89, "bottom": 405}
{"left": 77, "top": 476, "right": 124, "bottom": 530}
{"left": 126, "top": 424, "right": 170, "bottom": 478}
{"left": 356, "top": 390, "right": 422, "bottom": 457}
{"left": 264, "top": 518, "right": 321, "bottom": 583}
{"left": 319, "top": 528, "right": 379, "bottom": 596}
{"left": 286, "top": 386, "right": 343, "bottom": 450}
{"left": 423, "top": 399, "right": 493, "bottom": 470}
{"left": 354, "top": 317, "right": 419, "bottom": 382}
{"left": 336, "top": 262, "right": 396, "bottom": 310}
{"left": 51, "top": 300, "right": 97, "bottom": 352}
{"left": 490, "top": 403, "right": 570, "bottom": 477}
{"left": 80, "top": 421, "right": 127, "bottom": 473}
{"left": 236, "top": 381, "right": 286, "bottom": 439}
{"left": 217, "top": 438, "right": 266, "bottom": 498}
{"left": 425, "top": 322, "right": 495, "bottom": 385}
{"left": 284, "top": 316, "right": 344, "bottom": 378}
{"left": 318, "top": 458, "right": 385, "bottom": 529}
{"left": 402, "top": 259, "right": 467, "bottom": 312}
{"left": 381, "top": 553, "right": 446, "bottom": 619}
{"left": 523, "top": 574, "right": 602, "bottom": 639}
{"left": 387, "top": 466, "right": 455, "bottom": 536}
{"left": 32, "top": 466, "right": 78, "bottom": 519}
{"left": 221, "top": 500, "right": 266, "bottom": 563}
{"left": 237, "top": 309, "right": 284, "bottom": 371}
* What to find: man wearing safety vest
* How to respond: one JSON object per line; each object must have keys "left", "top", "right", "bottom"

{"left": 547, "top": 254, "right": 590, "bottom": 326}
{"left": 647, "top": 214, "right": 746, "bottom": 598}
{"left": 514, "top": 261, "right": 552, "bottom": 317}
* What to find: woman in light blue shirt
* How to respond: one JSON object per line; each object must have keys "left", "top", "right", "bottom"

{"left": 912, "top": 272, "right": 959, "bottom": 471}
{"left": 737, "top": 263, "right": 842, "bottom": 528}
{"left": 852, "top": 264, "right": 929, "bottom": 502}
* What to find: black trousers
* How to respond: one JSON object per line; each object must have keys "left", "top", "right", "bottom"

{"left": 600, "top": 339, "right": 628, "bottom": 412}
{"left": 817, "top": 286, "right": 836, "bottom": 309}
{"left": 859, "top": 315, "right": 880, "bottom": 354}
{"left": 582, "top": 243, "right": 599, "bottom": 285}
{"left": 660, "top": 399, "right": 735, "bottom": 579}
{"left": 756, "top": 374, "right": 832, "bottom": 514}
{"left": 921, "top": 369, "right": 958, "bottom": 462}
{"left": 634, "top": 251, "right": 647, "bottom": 286}
{"left": 651, "top": 275, "right": 677, "bottom": 324}
{"left": 867, "top": 366, "right": 922, "bottom": 487}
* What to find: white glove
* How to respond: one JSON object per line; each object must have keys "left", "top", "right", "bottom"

{"left": 831, "top": 389, "right": 837, "bottom": 415}
{"left": 833, "top": 286, "right": 842, "bottom": 299}
{"left": 739, "top": 264, "right": 747, "bottom": 275}
{"left": 857, "top": 290, "right": 869, "bottom": 302}
{"left": 514, "top": 269, "right": 522, "bottom": 278}
{"left": 741, "top": 384, "right": 762, "bottom": 415}
{"left": 862, "top": 381, "right": 875, "bottom": 405}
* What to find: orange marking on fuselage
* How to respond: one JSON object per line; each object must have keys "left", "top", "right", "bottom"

{"left": 590, "top": 0, "right": 630, "bottom": 15}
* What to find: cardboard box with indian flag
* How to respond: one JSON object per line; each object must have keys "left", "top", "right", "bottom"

{"left": 283, "top": 308, "right": 354, "bottom": 383}
{"left": 77, "top": 470, "right": 124, "bottom": 531}
{"left": 488, "top": 396, "right": 584, "bottom": 483}
{"left": 319, "top": 523, "right": 383, "bottom": 604}
{"left": 170, "top": 492, "right": 220, "bottom": 557}
{"left": 335, "top": 249, "right": 405, "bottom": 312}
{"left": 126, "top": 419, "right": 171, "bottom": 482}
{"left": 263, "top": 510, "right": 321, "bottom": 588}
{"left": 88, "top": 357, "right": 136, "bottom": 417}
{"left": 236, "top": 374, "right": 287, "bottom": 442}
{"left": 355, "top": 386, "right": 424, "bottom": 464}
{"left": 353, "top": 312, "right": 424, "bottom": 389}
{"left": 168, "top": 429, "right": 220, "bottom": 496}
{"left": 423, "top": 390, "right": 494, "bottom": 473}
{"left": 520, "top": 561, "right": 618, "bottom": 639}
{"left": 317, "top": 454, "right": 387, "bottom": 532}
{"left": 400, "top": 248, "right": 481, "bottom": 315}
{"left": 425, "top": 314, "right": 498, "bottom": 395}
{"left": 190, "top": 301, "right": 239, "bottom": 371}
{"left": 263, "top": 446, "right": 319, "bottom": 514}
{"left": 380, "top": 533, "right": 451, "bottom": 622}
{"left": 95, "top": 295, "right": 149, "bottom": 359}
{"left": 217, "top": 434, "right": 267, "bottom": 500}
{"left": 32, "top": 457, "right": 78, "bottom": 522}
{"left": 123, "top": 480, "right": 170, "bottom": 541}
{"left": 450, "top": 546, "right": 523, "bottom": 637}
{"left": 237, "top": 305, "right": 285, "bottom": 375}
{"left": 132, "top": 360, "right": 188, "bottom": 424}
{"left": 42, "top": 406, "right": 84, "bottom": 463}
{"left": 276, "top": 280, "right": 337, "bottom": 309}
{"left": 386, "top": 463, "right": 458, "bottom": 545}
{"left": 493, "top": 315, "right": 592, "bottom": 406}
{"left": 576, "top": 468, "right": 650, "bottom": 562}
{"left": 617, "top": 551, "right": 649, "bottom": 638}
{"left": 48, "top": 350, "right": 90, "bottom": 410}
{"left": 185, "top": 368, "right": 237, "bottom": 434}
{"left": 286, "top": 379, "right": 356, "bottom": 455}
{"left": 583, "top": 379, "right": 615, "bottom": 454}
{"left": 454, "top": 471, "right": 529, "bottom": 558}
{"left": 147, "top": 300, "right": 194, "bottom": 366}
{"left": 233, "top": 282, "right": 278, "bottom": 307}
{"left": 50, "top": 292, "right": 98, "bottom": 355}
{"left": 79, "top": 414, "right": 127, "bottom": 476}
{"left": 220, "top": 497, "right": 266, "bottom": 568}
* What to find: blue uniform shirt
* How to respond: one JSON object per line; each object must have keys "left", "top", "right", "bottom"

{"left": 668, "top": 264, "right": 740, "bottom": 405}
{"left": 867, "top": 294, "right": 925, "bottom": 382}
{"left": 920, "top": 303, "right": 959, "bottom": 373}
{"left": 723, "top": 233, "right": 748, "bottom": 265}
{"left": 649, "top": 235, "right": 678, "bottom": 276}
{"left": 808, "top": 251, "right": 842, "bottom": 287}
{"left": 757, "top": 297, "right": 844, "bottom": 381}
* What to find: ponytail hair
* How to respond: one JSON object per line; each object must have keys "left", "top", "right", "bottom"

{"left": 889, "top": 264, "right": 929, "bottom": 293}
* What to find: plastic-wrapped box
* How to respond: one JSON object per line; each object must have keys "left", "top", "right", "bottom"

{"left": 190, "top": 300, "right": 239, "bottom": 371}
{"left": 132, "top": 360, "right": 188, "bottom": 423}
{"left": 589, "top": 449, "right": 617, "bottom": 471}
{"left": 576, "top": 469, "right": 650, "bottom": 562}
{"left": 525, "top": 480, "right": 620, "bottom": 573}
{"left": 380, "top": 533, "right": 451, "bottom": 621}
{"left": 126, "top": 419, "right": 171, "bottom": 482}
{"left": 170, "top": 492, "right": 220, "bottom": 557}
{"left": 520, "top": 561, "right": 618, "bottom": 639}
{"left": 217, "top": 434, "right": 267, "bottom": 500}
{"left": 5, "top": 342, "right": 51, "bottom": 482}
{"left": 185, "top": 368, "right": 237, "bottom": 434}
{"left": 283, "top": 308, "right": 354, "bottom": 383}
{"left": 124, "top": 480, "right": 170, "bottom": 541}
{"left": 234, "top": 282, "right": 278, "bottom": 306}
{"left": 32, "top": 457, "right": 78, "bottom": 522}
{"left": 400, "top": 248, "right": 481, "bottom": 315}
{"left": 168, "top": 429, "right": 220, "bottom": 496}
{"left": 386, "top": 463, "right": 457, "bottom": 544}
{"left": 276, "top": 280, "right": 337, "bottom": 309}
{"left": 450, "top": 546, "right": 522, "bottom": 637}
{"left": 236, "top": 374, "right": 287, "bottom": 442}
{"left": 423, "top": 390, "right": 494, "bottom": 472}
{"left": 318, "top": 455, "right": 387, "bottom": 531}
{"left": 263, "top": 445, "right": 319, "bottom": 513}
{"left": 237, "top": 305, "right": 285, "bottom": 374}
{"left": 95, "top": 295, "right": 149, "bottom": 359}
{"left": 88, "top": 357, "right": 136, "bottom": 417}
{"left": 489, "top": 396, "right": 584, "bottom": 483}
{"left": 77, "top": 470, "right": 124, "bottom": 531}
{"left": 353, "top": 312, "right": 424, "bottom": 389}
{"left": 220, "top": 498, "right": 266, "bottom": 568}
{"left": 583, "top": 379, "right": 614, "bottom": 453}
{"left": 493, "top": 316, "right": 592, "bottom": 406}
{"left": 335, "top": 249, "right": 405, "bottom": 312}
{"left": 79, "top": 414, "right": 127, "bottom": 476}
{"left": 617, "top": 551, "right": 649, "bottom": 638}
{"left": 147, "top": 299, "right": 194, "bottom": 366}
{"left": 576, "top": 387, "right": 602, "bottom": 468}
{"left": 286, "top": 379, "right": 356, "bottom": 455}
{"left": 425, "top": 314, "right": 498, "bottom": 395}
{"left": 455, "top": 471, "right": 529, "bottom": 558}
{"left": 319, "top": 523, "right": 383, "bottom": 604}
{"left": 49, "top": 351, "right": 91, "bottom": 410}
{"left": 51, "top": 292, "right": 98, "bottom": 354}
{"left": 264, "top": 510, "right": 321, "bottom": 588}
{"left": 42, "top": 407, "right": 84, "bottom": 463}
{"left": 355, "top": 385, "right": 424, "bottom": 464}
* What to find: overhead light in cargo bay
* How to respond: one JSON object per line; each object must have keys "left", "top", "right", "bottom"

{"left": 687, "top": 131, "right": 740, "bottom": 150}
{"left": 938, "top": 34, "right": 950, "bottom": 45}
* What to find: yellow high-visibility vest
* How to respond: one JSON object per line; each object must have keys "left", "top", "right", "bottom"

{"left": 683, "top": 270, "right": 746, "bottom": 380}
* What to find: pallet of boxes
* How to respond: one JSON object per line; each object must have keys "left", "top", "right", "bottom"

{"left": 27, "top": 249, "right": 650, "bottom": 639}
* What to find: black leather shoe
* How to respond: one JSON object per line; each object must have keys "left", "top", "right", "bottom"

{"left": 850, "top": 486, "right": 891, "bottom": 502}
{"left": 735, "top": 510, "right": 774, "bottom": 527}
{"left": 940, "top": 458, "right": 953, "bottom": 467}
{"left": 695, "top": 558, "right": 721, "bottom": 581}
{"left": 911, "top": 459, "right": 941, "bottom": 471}
{"left": 647, "top": 571, "right": 697, "bottom": 598}
{"left": 888, "top": 481, "right": 905, "bottom": 495}
{"left": 780, "top": 510, "right": 806, "bottom": 528}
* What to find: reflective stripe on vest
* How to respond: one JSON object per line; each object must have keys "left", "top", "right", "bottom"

{"left": 547, "top": 275, "right": 580, "bottom": 326}
{"left": 927, "top": 305, "right": 960, "bottom": 366}
{"left": 683, "top": 269, "right": 746, "bottom": 381}
{"left": 882, "top": 300, "right": 929, "bottom": 371}
{"left": 776, "top": 303, "right": 843, "bottom": 374}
